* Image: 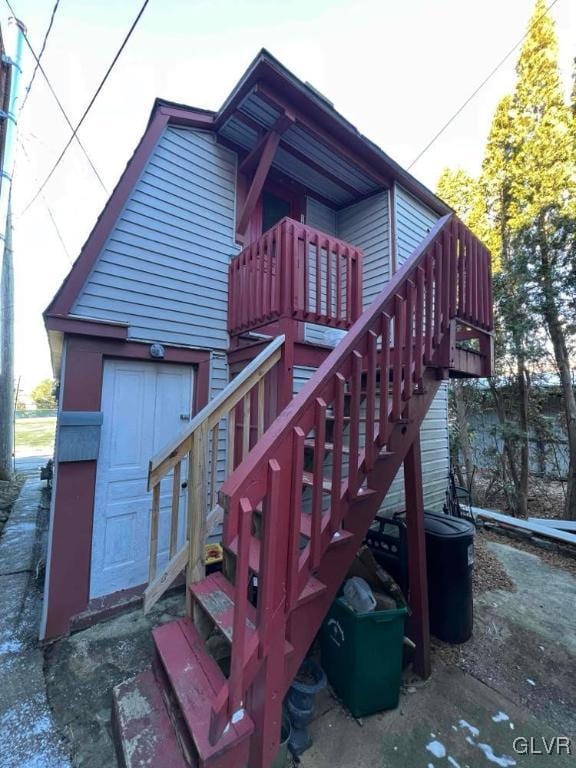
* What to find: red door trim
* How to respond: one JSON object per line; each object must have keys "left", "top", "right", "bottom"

{"left": 42, "top": 335, "right": 211, "bottom": 639}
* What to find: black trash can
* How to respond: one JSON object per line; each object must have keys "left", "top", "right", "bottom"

{"left": 424, "top": 511, "right": 474, "bottom": 644}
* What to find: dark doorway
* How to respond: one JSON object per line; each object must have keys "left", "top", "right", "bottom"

{"left": 262, "top": 191, "right": 291, "bottom": 233}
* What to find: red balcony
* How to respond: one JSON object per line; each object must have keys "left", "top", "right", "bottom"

{"left": 228, "top": 217, "right": 363, "bottom": 337}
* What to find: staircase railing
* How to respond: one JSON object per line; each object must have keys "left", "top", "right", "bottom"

{"left": 210, "top": 213, "right": 493, "bottom": 740}
{"left": 228, "top": 217, "right": 363, "bottom": 336}
{"left": 143, "top": 335, "right": 285, "bottom": 612}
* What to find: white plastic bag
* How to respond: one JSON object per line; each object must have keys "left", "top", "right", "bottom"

{"left": 343, "top": 577, "right": 376, "bottom": 613}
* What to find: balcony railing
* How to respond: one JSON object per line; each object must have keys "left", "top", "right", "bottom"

{"left": 228, "top": 217, "right": 363, "bottom": 336}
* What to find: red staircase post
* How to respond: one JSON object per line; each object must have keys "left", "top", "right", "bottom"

{"left": 249, "top": 457, "right": 291, "bottom": 768}
{"left": 404, "top": 431, "right": 431, "bottom": 679}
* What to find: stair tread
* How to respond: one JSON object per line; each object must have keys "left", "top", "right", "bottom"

{"left": 302, "top": 471, "right": 332, "bottom": 493}
{"left": 190, "top": 571, "right": 257, "bottom": 643}
{"left": 153, "top": 617, "right": 254, "bottom": 761}
{"left": 113, "top": 668, "right": 189, "bottom": 768}
{"left": 304, "top": 439, "right": 350, "bottom": 454}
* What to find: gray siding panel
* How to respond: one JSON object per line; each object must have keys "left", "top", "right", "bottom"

{"left": 337, "top": 192, "right": 390, "bottom": 309}
{"left": 293, "top": 365, "right": 316, "bottom": 395}
{"left": 304, "top": 193, "right": 390, "bottom": 345}
{"left": 305, "top": 197, "right": 337, "bottom": 236}
{"left": 395, "top": 184, "right": 438, "bottom": 267}
{"left": 72, "top": 127, "right": 238, "bottom": 350}
{"left": 209, "top": 352, "right": 229, "bottom": 506}
{"left": 382, "top": 383, "right": 449, "bottom": 513}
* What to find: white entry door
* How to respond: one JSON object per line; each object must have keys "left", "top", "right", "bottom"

{"left": 90, "top": 359, "right": 194, "bottom": 599}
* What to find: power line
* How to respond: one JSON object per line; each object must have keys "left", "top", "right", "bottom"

{"left": 22, "top": 0, "right": 151, "bottom": 214}
{"left": 408, "top": 0, "right": 561, "bottom": 170}
{"left": 17, "top": 136, "right": 72, "bottom": 263}
{"left": 2, "top": 0, "right": 107, "bottom": 191}
{"left": 19, "top": 0, "right": 60, "bottom": 114}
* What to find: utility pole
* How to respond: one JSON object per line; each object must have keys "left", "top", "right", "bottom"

{"left": 0, "top": 17, "right": 25, "bottom": 481}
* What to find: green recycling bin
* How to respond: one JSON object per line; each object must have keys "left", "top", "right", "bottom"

{"left": 320, "top": 598, "right": 407, "bottom": 718}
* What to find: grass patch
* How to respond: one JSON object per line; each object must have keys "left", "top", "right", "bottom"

{"left": 15, "top": 417, "right": 56, "bottom": 452}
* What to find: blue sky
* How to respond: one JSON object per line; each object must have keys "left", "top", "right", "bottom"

{"left": 5, "top": 0, "right": 575, "bottom": 390}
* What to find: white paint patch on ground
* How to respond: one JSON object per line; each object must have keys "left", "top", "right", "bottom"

{"left": 426, "top": 740, "right": 446, "bottom": 759}
{"left": 477, "top": 742, "right": 517, "bottom": 767}
{"left": 491, "top": 711, "right": 510, "bottom": 723}
{"left": 458, "top": 720, "right": 480, "bottom": 738}
{"left": 0, "top": 640, "right": 23, "bottom": 655}
{"left": 448, "top": 757, "right": 461, "bottom": 768}
{"left": 526, "top": 679, "right": 536, "bottom": 686}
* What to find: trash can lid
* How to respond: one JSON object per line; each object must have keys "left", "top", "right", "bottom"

{"left": 423, "top": 511, "right": 474, "bottom": 539}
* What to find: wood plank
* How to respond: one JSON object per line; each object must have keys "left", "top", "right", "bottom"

{"left": 287, "top": 427, "right": 306, "bottom": 609}
{"left": 242, "top": 395, "right": 251, "bottom": 459}
{"left": 527, "top": 518, "right": 576, "bottom": 532}
{"left": 144, "top": 543, "right": 188, "bottom": 614}
{"left": 187, "top": 426, "right": 208, "bottom": 590}
{"left": 149, "top": 484, "right": 161, "bottom": 582}
{"left": 170, "top": 462, "right": 181, "bottom": 559}
{"left": 365, "top": 330, "right": 377, "bottom": 471}
{"left": 311, "top": 398, "right": 327, "bottom": 569}
{"left": 392, "top": 295, "right": 404, "bottom": 420}
{"left": 404, "top": 434, "right": 430, "bottom": 680}
{"left": 257, "top": 378, "right": 265, "bottom": 439}
{"left": 475, "top": 508, "right": 576, "bottom": 545}
{"left": 190, "top": 571, "right": 257, "bottom": 643}
{"left": 379, "top": 313, "right": 391, "bottom": 443}
{"left": 227, "top": 406, "right": 236, "bottom": 475}
{"left": 210, "top": 424, "right": 219, "bottom": 511}
{"left": 347, "top": 351, "right": 363, "bottom": 496}
{"left": 236, "top": 129, "right": 282, "bottom": 237}
{"left": 330, "top": 373, "right": 345, "bottom": 534}
{"left": 113, "top": 669, "right": 188, "bottom": 768}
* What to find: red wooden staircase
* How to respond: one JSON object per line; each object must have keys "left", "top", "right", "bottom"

{"left": 112, "top": 213, "right": 493, "bottom": 768}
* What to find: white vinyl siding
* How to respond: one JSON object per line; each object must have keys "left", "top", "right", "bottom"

{"left": 208, "top": 351, "right": 230, "bottom": 501}
{"left": 382, "top": 383, "right": 449, "bottom": 514}
{"left": 72, "top": 127, "right": 238, "bottom": 350}
{"left": 305, "top": 197, "right": 337, "bottom": 236}
{"left": 337, "top": 192, "right": 390, "bottom": 310}
{"left": 395, "top": 184, "right": 438, "bottom": 267}
{"left": 304, "top": 192, "right": 389, "bottom": 346}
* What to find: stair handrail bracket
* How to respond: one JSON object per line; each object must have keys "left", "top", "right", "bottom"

{"left": 215, "top": 213, "right": 493, "bottom": 738}
{"left": 143, "top": 335, "right": 285, "bottom": 613}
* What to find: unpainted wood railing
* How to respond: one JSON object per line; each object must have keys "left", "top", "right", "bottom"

{"left": 143, "top": 335, "right": 285, "bottom": 612}
{"left": 228, "top": 217, "right": 363, "bottom": 336}
{"left": 209, "top": 213, "right": 493, "bottom": 742}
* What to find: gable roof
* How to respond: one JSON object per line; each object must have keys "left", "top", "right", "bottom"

{"left": 45, "top": 48, "right": 450, "bottom": 324}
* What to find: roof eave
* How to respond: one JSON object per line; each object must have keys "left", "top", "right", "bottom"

{"left": 215, "top": 49, "right": 451, "bottom": 216}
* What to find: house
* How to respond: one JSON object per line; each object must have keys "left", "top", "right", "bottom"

{"left": 41, "top": 50, "right": 493, "bottom": 768}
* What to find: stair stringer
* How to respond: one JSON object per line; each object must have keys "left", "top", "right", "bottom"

{"left": 282, "top": 370, "right": 442, "bottom": 687}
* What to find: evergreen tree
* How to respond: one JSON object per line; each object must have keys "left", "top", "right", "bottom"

{"left": 507, "top": 0, "right": 576, "bottom": 518}
{"left": 438, "top": 0, "right": 576, "bottom": 518}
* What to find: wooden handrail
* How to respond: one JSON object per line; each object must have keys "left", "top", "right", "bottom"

{"left": 210, "top": 212, "right": 493, "bottom": 739}
{"left": 143, "top": 335, "right": 285, "bottom": 613}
